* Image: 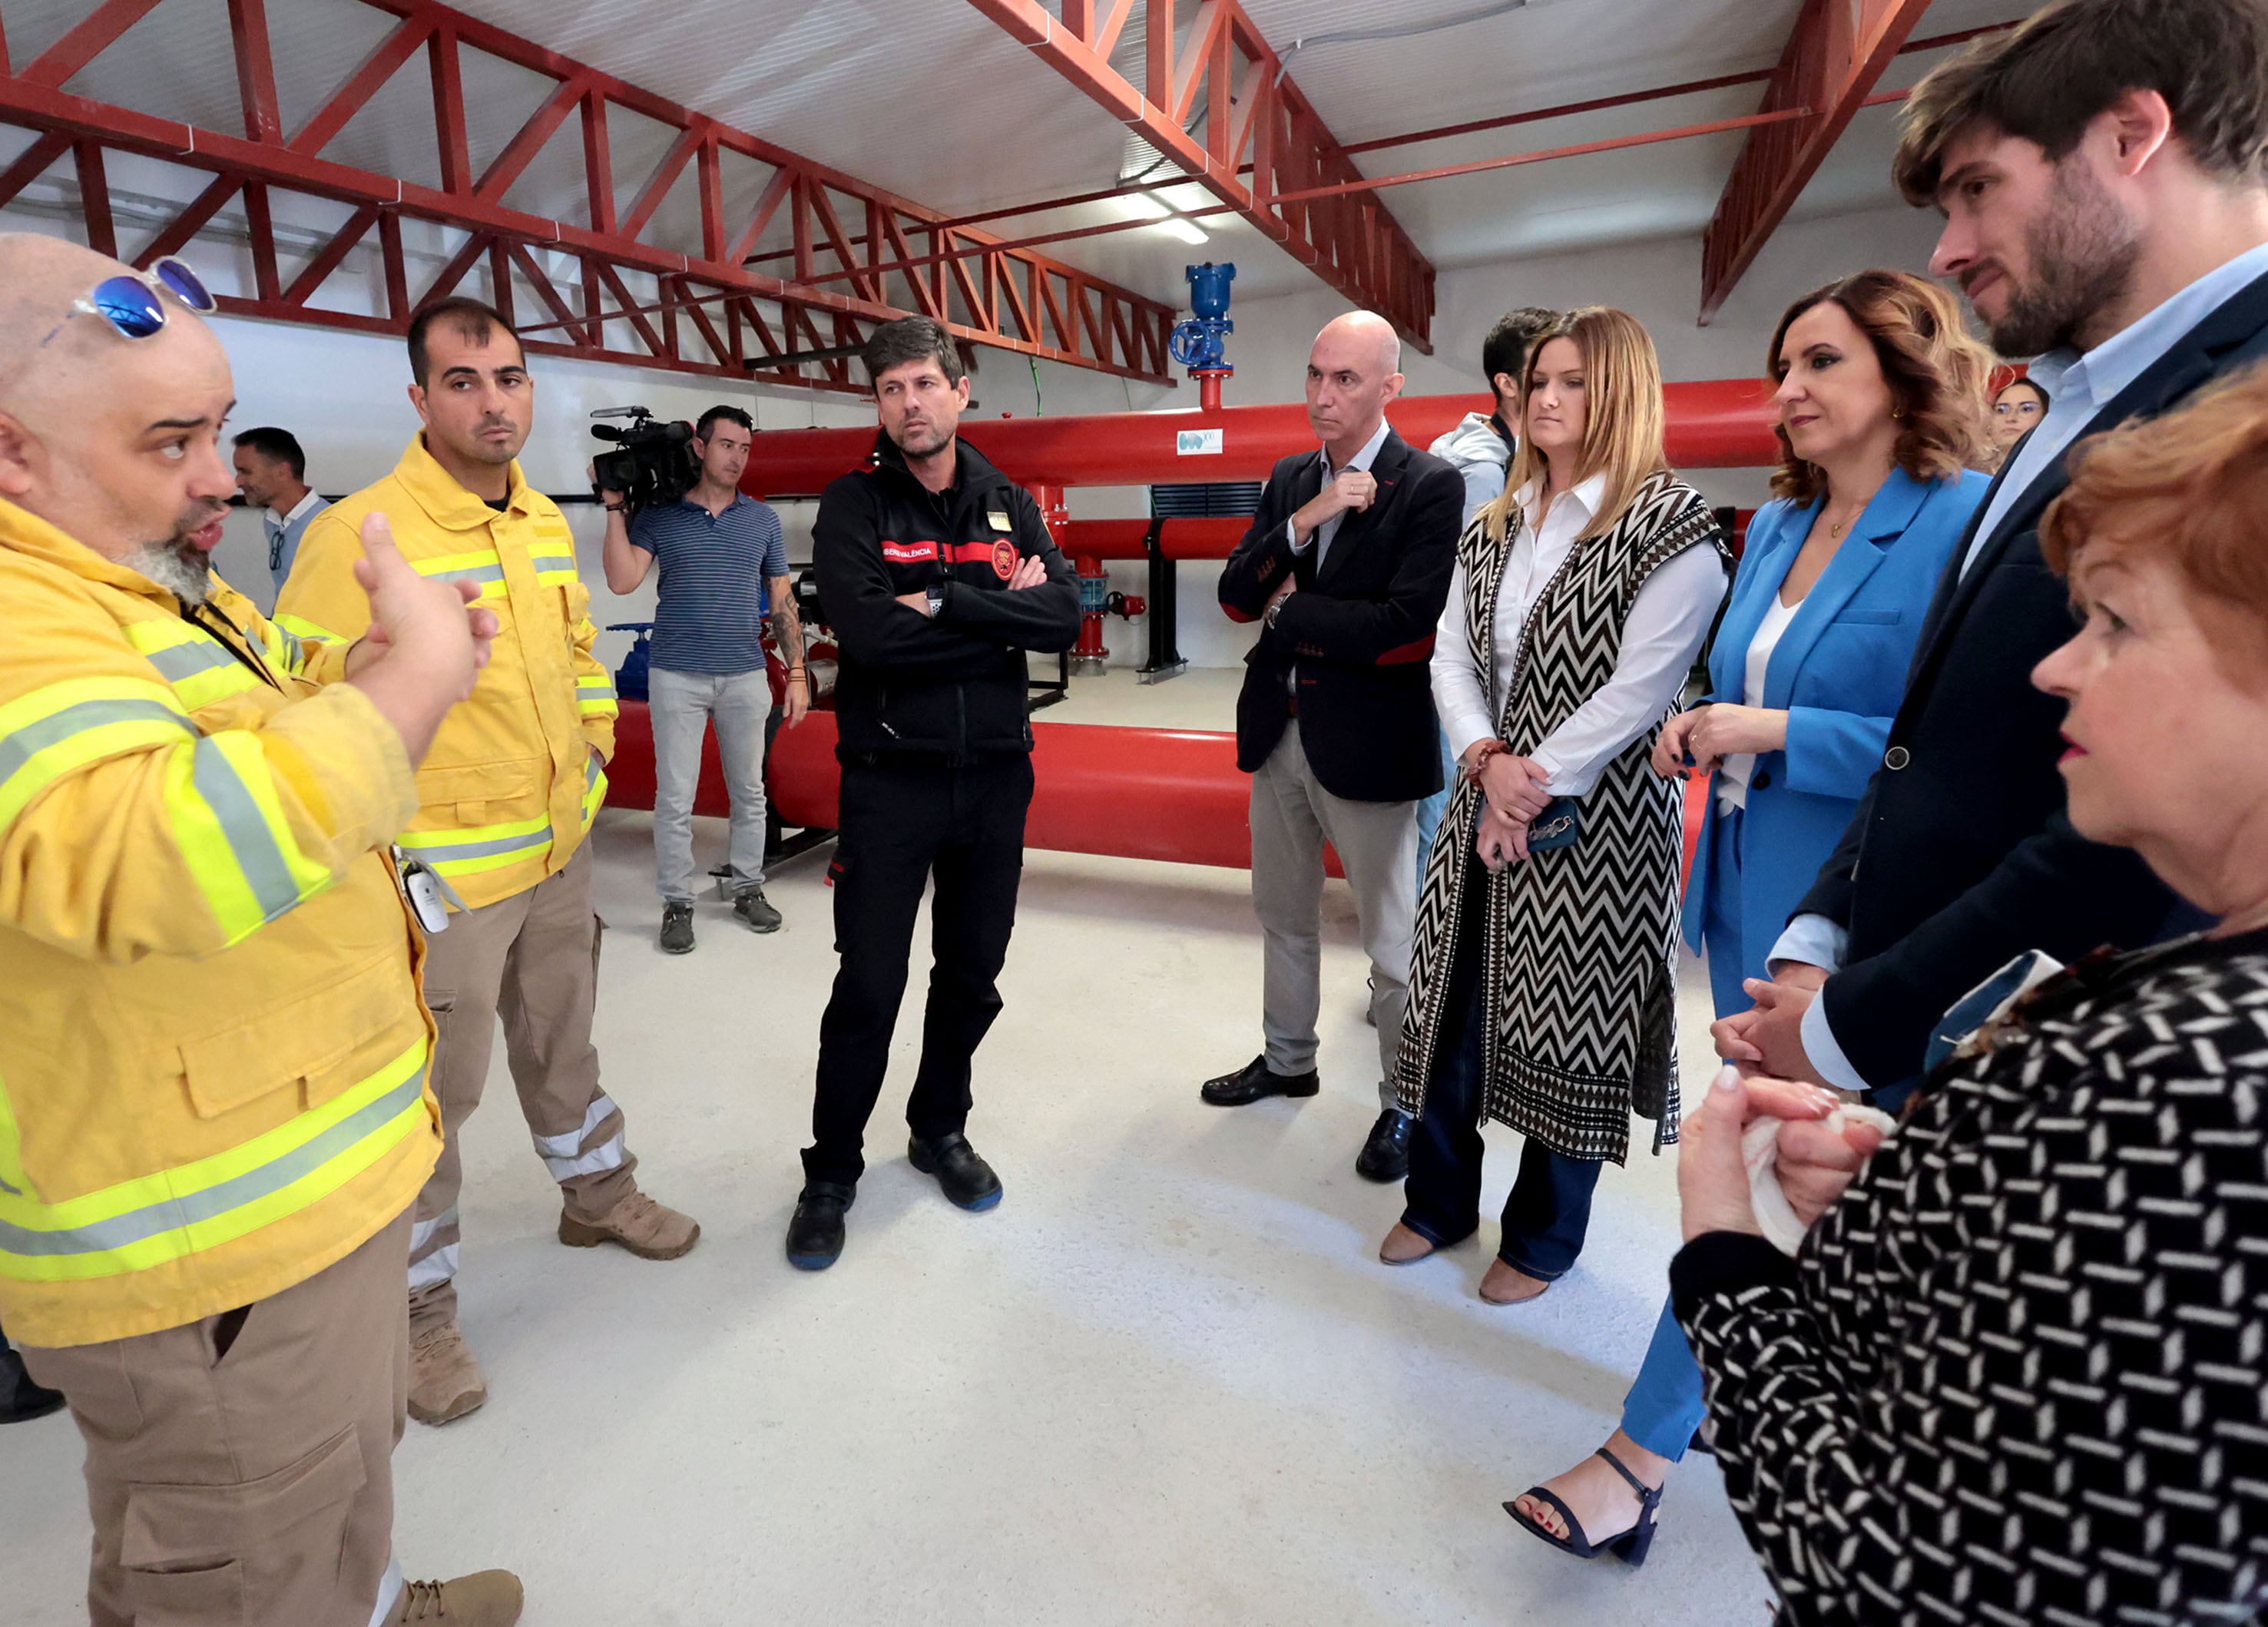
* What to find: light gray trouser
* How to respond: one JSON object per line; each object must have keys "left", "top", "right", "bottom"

{"left": 650, "top": 664, "right": 770, "bottom": 904}
{"left": 1249, "top": 726, "right": 1417, "bottom": 1109}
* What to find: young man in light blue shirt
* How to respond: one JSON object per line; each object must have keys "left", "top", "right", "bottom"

{"left": 1716, "top": 0, "right": 2268, "bottom": 1107}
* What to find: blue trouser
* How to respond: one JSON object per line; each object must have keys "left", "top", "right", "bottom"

{"left": 1400, "top": 860, "right": 1602, "bottom": 1278}
{"left": 1412, "top": 725, "right": 1458, "bottom": 896}
{"left": 1620, "top": 804, "right": 1749, "bottom": 1460}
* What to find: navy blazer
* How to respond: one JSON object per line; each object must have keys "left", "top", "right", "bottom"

{"left": 1684, "top": 469, "right": 1987, "bottom": 970}
{"left": 1798, "top": 267, "right": 2268, "bottom": 1090}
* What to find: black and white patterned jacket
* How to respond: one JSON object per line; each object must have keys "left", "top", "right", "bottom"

{"left": 1670, "top": 931, "right": 2268, "bottom": 1625}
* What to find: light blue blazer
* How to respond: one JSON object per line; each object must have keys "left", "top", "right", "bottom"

{"left": 1681, "top": 466, "right": 1991, "bottom": 968}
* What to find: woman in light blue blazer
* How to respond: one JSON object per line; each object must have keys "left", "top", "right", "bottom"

{"left": 1508, "top": 270, "right": 1994, "bottom": 1567}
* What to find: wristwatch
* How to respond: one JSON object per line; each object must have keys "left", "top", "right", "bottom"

{"left": 1264, "top": 594, "right": 1286, "bottom": 629}
{"left": 926, "top": 583, "right": 947, "bottom": 618}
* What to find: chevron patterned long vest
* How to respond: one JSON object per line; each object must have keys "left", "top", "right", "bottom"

{"left": 1393, "top": 469, "right": 1728, "bottom": 1164}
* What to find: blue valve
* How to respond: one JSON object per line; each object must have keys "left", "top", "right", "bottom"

{"left": 1168, "top": 262, "right": 1237, "bottom": 376}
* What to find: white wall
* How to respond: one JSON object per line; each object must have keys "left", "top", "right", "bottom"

{"left": 188, "top": 313, "right": 879, "bottom": 674}
{"left": 4, "top": 194, "right": 1950, "bottom": 678}
{"left": 1088, "top": 200, "right": 1948, "bottom": 671}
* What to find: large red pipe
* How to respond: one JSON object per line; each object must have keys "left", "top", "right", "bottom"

{"left": 1050, "top": 509, "right": 1758, "bottom": 562}
{"left": 607, "top": 703, "right": 1707, "bottom": 884}
{"left": 745, "top": 380, "right": 1778, "bottom": 499}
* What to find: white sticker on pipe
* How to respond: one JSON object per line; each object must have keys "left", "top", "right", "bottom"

{"left": 1177, "top": 429, "right": 1223, "bottom": 455}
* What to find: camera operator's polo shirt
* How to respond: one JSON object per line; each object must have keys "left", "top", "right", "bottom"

{"left": 629, "top": 494, "right": 786, "bottom": 676}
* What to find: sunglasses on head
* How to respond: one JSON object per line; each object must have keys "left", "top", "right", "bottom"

{"left": 74, "top": 258, "right": 217, "bottom": 340}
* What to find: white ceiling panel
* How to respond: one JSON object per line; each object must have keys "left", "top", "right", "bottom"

{"left": 2, "top": 0, "right": 2045, "bottom": 324}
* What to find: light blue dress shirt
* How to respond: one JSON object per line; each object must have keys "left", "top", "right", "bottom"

{"left": 1774, "top": 240, "right": 2268, "bottom": 1092}
{"left": 1286, "top": 416, "right": 1392, "bottom": 568}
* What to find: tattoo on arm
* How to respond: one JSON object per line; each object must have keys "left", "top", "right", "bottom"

{"left": 770, "top": 578, "right": 804, "bottom": 666}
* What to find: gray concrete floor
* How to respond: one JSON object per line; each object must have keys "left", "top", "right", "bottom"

{"left": 0, "top": 669, "right": 1770, "bottom": 1625}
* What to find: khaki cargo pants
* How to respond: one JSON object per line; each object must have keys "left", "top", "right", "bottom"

{"left": 22, "top": 1210, "right": 415, "bottom": 1627}
{"left": 407, "top": 840, "right": 639, "bottom": 1334}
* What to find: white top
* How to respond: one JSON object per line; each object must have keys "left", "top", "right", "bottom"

{"left": 1715, "top": 591, "right": 1803, "bottom": 813}
{"left": 1432, "top": 473, "right": 1726, "bottom": 797}
{"left": 273, "top": 487, "right": 323, "bottom": 528}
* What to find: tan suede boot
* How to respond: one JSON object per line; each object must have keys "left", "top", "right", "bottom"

{"left": 389, "top": 1570, "right": 524, "bottom": 1624}
{"left": 408, "top": 1323, "right": 487, "bottom": 1426}
{"left": 558, "top": 1190, "right": 700, "bottom": 1260}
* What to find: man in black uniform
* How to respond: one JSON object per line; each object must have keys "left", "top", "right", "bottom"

{"left": 787, "top": 317, "right": 1080, "bottom": 1271}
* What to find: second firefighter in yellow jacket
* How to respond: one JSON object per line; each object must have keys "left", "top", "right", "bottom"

{"left": 276, "top": 297, "right": 700, "bottom": 1427}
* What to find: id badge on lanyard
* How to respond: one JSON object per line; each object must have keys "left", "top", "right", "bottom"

{"left": 393, "top": 847, "right": 465, "bottom": 934}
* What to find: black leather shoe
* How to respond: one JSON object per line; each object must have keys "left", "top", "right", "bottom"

{"left": 1354, "top": 1108, "right": 1414, "bottom": 1182}
{"left": 909, "top": 1132, "right": 1002, "bottom": 1211}
{"left": 785, "top": 1181, "right": 854, "bottom": 1271}
{"left": 1201, "top": 1054, "right": 1321, "bottom": 1107}
{"left": 0, "top": 1344, "right": 65, "bottom": 1425}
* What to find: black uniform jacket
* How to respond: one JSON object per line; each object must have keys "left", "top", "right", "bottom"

{"left": 1798, "top": 268, "right": 2268, "bottom": 1089}
{"left": 813, "top": 432, "right": 1079, "bottom": 763}
{"left": 1217, "top": 428, "right": 1462, "bottom": 804}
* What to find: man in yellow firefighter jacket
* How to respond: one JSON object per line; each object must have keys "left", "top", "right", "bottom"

{"left": 0, "top": 234, "right": 523, "bottom": 1623}
{"left": 277, "top": 298, "right": 700, "bottom": 1427}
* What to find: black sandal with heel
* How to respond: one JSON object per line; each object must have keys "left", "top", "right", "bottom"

{"left": 1504, "top": 1447, "right": 1663, "bottom": 1567}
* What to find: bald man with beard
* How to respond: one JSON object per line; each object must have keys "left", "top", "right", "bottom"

{"left": 0, "top": 234, "right": 521, "bottom": 1625}
{"left": 1205, "top": 311, "right": 1464, "bottom": 1183}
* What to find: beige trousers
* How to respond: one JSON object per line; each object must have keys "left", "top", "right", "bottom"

{"left": 1249, "top": 727, "right": 1419, "bottom": 1106}
{"left": 21, "top": 1210, "right": 414, "bottom": 1627}
{"left": 406, "top": 840, "right": 637, "bottom": 1334}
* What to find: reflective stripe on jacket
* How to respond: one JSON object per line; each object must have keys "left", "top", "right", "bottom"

{"left": 0, "top": 498, "right": 442, "bottom": 1348}
{"left": 275, "top": 436, "right": 618, "bottom": 910}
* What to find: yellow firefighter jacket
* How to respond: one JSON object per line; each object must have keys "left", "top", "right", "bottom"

{"left": 275, "top": 436, "right": 617, "bottom": 912}
{"left": 0, "top": 498, "right": 442, "bottom": 1348}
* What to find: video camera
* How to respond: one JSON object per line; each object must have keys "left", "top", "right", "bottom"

{"left": 590, "top": 406, "right": 697, "bottom": 515}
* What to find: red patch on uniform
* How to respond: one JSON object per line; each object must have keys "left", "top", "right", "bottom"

{"left": 992, "top": 539, "right": 1018, "bottom": 580}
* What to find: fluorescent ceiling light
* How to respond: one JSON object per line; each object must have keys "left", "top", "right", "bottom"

{"left": 1117, "top": 191, "right": 1208, "bottom": 244}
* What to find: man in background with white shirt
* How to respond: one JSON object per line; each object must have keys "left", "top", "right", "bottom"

{"left": 1718, "top": 0, "right": 2268, "bottom": 1102}
{"left": 1206, "top": 311, "right": 1464, "bottom": 1183}
{"left": 232, "top": 425, "right": 326, "bottom": 597}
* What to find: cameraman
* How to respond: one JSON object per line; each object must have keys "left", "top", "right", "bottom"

{"left": 599, "top": 406, "right": 801, "bottom": 952}
{"left": 785, "top": 316, "right": 1078, "bottom": 1271}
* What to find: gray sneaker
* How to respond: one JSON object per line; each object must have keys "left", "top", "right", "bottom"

{"left": 659, "top": 902, "right": 696, "bottom": 954}
{"left": 733, "top": 886, "right": 783, "bottom": 933}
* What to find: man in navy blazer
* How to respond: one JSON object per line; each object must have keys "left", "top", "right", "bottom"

{"left": 1204, "top": 311, "right": 1463, "bottom": 1181}
{"left": 1722, "top": 0, "right": 2268, "bottom": 1102}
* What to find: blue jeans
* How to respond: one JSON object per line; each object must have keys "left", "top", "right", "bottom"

{"left": 1412, "top": 725, "right": 1457, "bottom": 896}
{"left": 1619, "top": 804, "right": 1749, "bottom": 1460}
{"left": 1400, "top": 863, "right": 1601, "bottom": 1277}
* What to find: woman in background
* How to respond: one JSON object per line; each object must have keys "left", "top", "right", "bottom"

{"left": 1508, "top": 270, "right": 1992, "bottom": 1566}
{"left": 1985, "top": 374, "right": 2050, "bottom": 469}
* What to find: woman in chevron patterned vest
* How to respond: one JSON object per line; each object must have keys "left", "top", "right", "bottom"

{"left": 1378, "top": 308, "right": 1731, "bottom": 1304}
{"left": 1668, "top": 358, "right": 2268, "bottom": 1626}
